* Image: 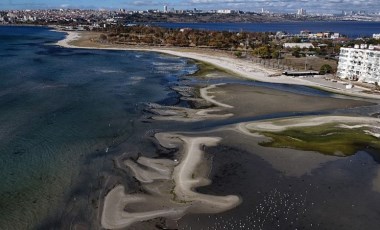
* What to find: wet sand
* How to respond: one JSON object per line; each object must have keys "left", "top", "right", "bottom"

{"left": 51, "top": 29, "right": 380, "bottom": 229}
{"left": 145, "top": 83, "right": 373, "bottom": 123}
{"left": 179, "top": 136, "right": 380, "bottom": 230}
{"left": 207, "top": 84, "right": 373, "bottom": 118}
{"left": 101, "top": 133, "right": 240, "bottom": 229}
{"left": 240, "top": 115, "right": 380, "bottom": 133}
{"left": 99, "top": 78, "right": 379, "bottom": 229}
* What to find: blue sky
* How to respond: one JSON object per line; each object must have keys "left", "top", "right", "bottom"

{"left": 1, "top": 0, "right": 379, "bottom": 13}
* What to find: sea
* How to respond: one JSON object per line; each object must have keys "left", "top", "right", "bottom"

{"left": 155, "top": 21, "right": 380, "bottom": 38}
{"left": 1, "top": 25, "right": 380, "bottom": 230}
{"left": 0, "top": 25, "right": 201, "bottom": 229}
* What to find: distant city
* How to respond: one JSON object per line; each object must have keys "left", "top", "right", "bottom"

{"left": 1, "top": 7, "right": 380, "bottom": 28}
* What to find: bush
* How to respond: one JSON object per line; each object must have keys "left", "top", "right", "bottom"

{"left": 319, "top": 64, "right": 333, "bottom": 75}
{"left": 252, "top": 45, "right": 270, "bottom": 58}
{"left": 234, "top": 51, "right": 242, "bottom": 58}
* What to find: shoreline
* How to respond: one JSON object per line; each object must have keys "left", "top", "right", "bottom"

{"left": 54, "top": 30, "right": 380, "bottom": 100}
{"left": 2, "top": 25, "right": 380, "bottom": 230}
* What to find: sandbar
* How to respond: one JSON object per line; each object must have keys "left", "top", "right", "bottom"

{"left": 101, "top": 133, "right": 240, "bottom": 229}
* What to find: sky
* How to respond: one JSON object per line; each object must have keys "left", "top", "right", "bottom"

{"left": 1, "top": 0, "right": 379, "bottom": 14}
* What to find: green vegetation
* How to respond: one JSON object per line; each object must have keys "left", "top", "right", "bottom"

{"left": 234, "top": 50, "right": 242, "bottom": 58}
{"left": 252, "top": 45, "right": 270, "bottom": 58}
{"left": 291, "top": 47, "right": 301, "bottom": 58}
{"left": 104, "top": 25, "right": 273, "bottom": 49}
{"left": 258, "top": 123, "right": 380, "bottom": 156}
{"left": 319, "top": 64, "right": 333, "bottom": 74}
{"left": 189, "top": 60, "right": 234, "bottom": 77}
{"left": 98, "top": 25, "right": 359, "bottom": 73}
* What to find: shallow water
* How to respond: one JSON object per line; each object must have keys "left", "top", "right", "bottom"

{"left": 0, "top": 26, "right": 198, "bottom": 229}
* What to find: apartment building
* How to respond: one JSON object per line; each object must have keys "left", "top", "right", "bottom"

{"left": 337, "top": 44, "right": 380, "bottom": 84}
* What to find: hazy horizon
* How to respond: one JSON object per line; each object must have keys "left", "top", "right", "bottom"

{"left": 1, "top": 0, "right": 379, "bottom": 14}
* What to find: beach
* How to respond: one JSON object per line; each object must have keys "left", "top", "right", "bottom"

{"left": 56, "top": 30, "right": 380, "bottom": 100}
{"left": 3, "top": 25, "right": 380, "bottom": 230}
{"left": 52, "top": 29, "right": 380, "bottom": 230}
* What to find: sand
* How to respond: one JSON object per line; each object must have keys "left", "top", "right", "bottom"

{"left": 55, "top": 31, "right": 80, "bottom": 47}
{"left": 147, "top": 102, "right": 233, "bottom": 122}
{"left": 101, "top": 185, "right": 187, "bottom": 229}
{"left": 101, "top": 133, "right": 240, "bottom": 229}
{"left": 55, "top": 30, "right": 380, "bottom": 100}
{"left": 200, "top": 84, "right": 234, "bottom": 109}
{"left": 148, "top": 83, "right": 372, "bottom": 122}
{"left": 172, "top": 135, "right": 240, "bottom": 212}
{"left": 145, "top": 83, "right": 235, "bottom": 122}
{"left": 124, "top": 157, "right": 174, "bottom": 183}
{"left": 54, "top": 30, "right": 380, "bottom": 228}
{"left": 240, "top": 115, "right": 380, "bottom": 133}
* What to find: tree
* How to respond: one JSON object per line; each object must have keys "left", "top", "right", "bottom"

{"left": 271, "top": 50, "right": 281, "bottom": 59}
{"left": 319, "top": 64, "right": 333, "bottom": 75}
{"left": 253, "top": 45, "right": 270, "bottom": 58}
{"left": 291, "top": 47, "right": 301, "bottom": 58}
{"left": 291, "top": 37, "right": 302, "bottom": 43}
{"left": 292, "top": 50, "right": 301, "bottom": 58}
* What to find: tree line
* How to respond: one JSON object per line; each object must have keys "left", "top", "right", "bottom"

{"left": 99, "top": 25, "right": 273, "bottom": 50}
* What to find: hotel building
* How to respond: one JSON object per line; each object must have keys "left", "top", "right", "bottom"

{"left": 337, "top": 45, "right": 380, "bottom": 84}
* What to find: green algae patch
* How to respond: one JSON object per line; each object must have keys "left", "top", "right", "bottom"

{"left": 258, "top": 123, "right": 380, "bottom": 156}
{"left": 189, "top": 60, "right": 237, "bottom": 77}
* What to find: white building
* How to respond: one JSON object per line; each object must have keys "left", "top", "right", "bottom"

{"left": 283, "top": 43, "right": 314, "bottom": 49}
{"left": 330, "top": 33, "right": 340, "bottom": 39}
{"left": 216, "top": 9, "right": 235, "bottom": 14}
{"left": 337, "top": 45, "right": 380, "bottom": 84}
{"left": 297, "top": 8, "right": 306, "bottom": 16}
{"left": 164, "top": 5, "right": 168, "bottom": 13}
{"left": 373, "top": 33, "right": 380, "bottom": 39}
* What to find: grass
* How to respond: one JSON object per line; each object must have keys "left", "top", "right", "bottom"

{"left": 258, "top": 123, "right": 380, "bottom": 156}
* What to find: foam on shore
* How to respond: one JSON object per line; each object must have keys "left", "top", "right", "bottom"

{"left": 55, "top": 31, "right": 80, "bottom": 47}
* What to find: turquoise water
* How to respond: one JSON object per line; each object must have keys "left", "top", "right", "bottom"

{"left": 0, "top": 26, "right": 197, "bottom": 229}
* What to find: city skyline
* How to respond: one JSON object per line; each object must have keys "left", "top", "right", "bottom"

{"left": 1, "top": 0, "right": 380, "bottom": 14}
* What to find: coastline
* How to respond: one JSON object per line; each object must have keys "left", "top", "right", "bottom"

{"left": 55, "top": 30, "right": 380, "bottom": 100}
{"left": 55, "top": 29, "right": 380, "bottom": 228}
{"left": 3, "top": 25, "right": 380, "bottom": 230}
